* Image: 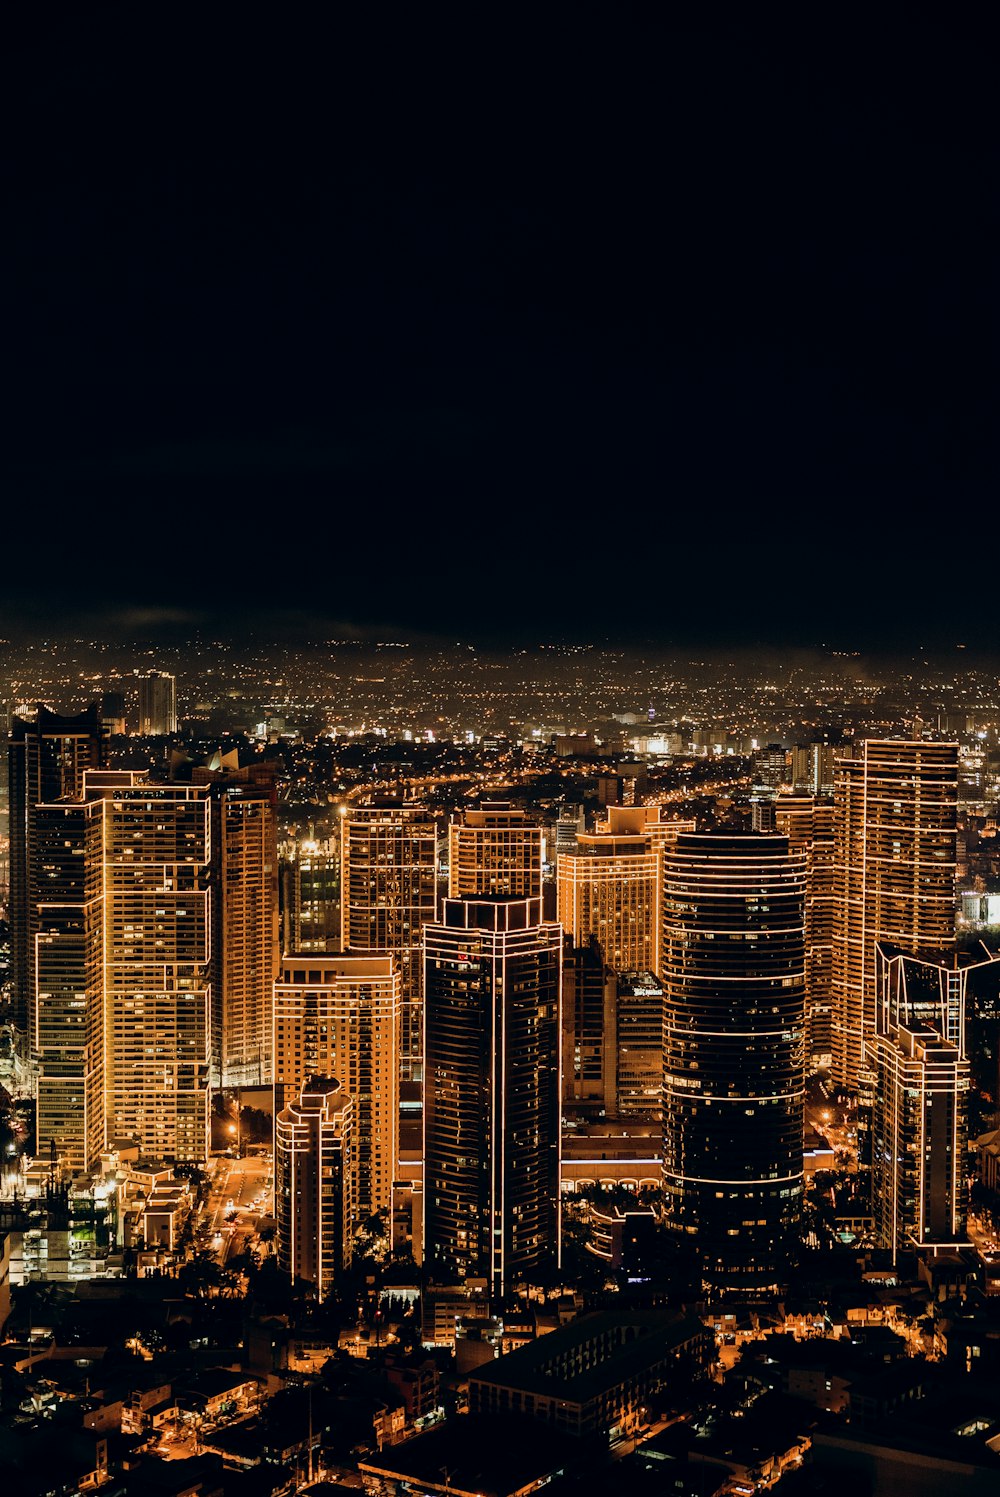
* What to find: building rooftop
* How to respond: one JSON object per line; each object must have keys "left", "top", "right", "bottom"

{"left": 469, "top": 1309, "right": 707, "bottom": 1404}
{"left": 358, "top": 1414, "right": 580, "bottom": 1497}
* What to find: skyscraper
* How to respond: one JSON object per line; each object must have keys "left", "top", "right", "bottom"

{"left": 561, "top": 937, "right": 617, "bottom": 1115}
{"left": 197, "top": 766, "right": 280, "bottom": 1089}
{"left": 98, "top": 773, "right": 212, "bottom": 1163}
{"left": 273, "top": 954, "right": 400, "bottom": 1224}
{"left": 556, "top": 806, "right": 664, "bottom": 974}
{"left": 448, "top": 803, "right": 542, "bottom": 900}
{"left": 340, "top": 801, "right": 437, "bottom": 1081}
{"left": 136, "top": 671, "right": 177, "bottom": 736}
{"left": 423, "top": 897, "right": 562, "bottom": 1297}
{"left": 280, "top": 833, "right": 340, "bottom": 953}
{"left": 9, "top": 704, "right": 108, "bottom": 1032}
{"left": 33, "top": 796, "right": 104, "bottom": 1174}
{"left": 869, "top": 942, "right": 996, "bottom": 1262}
{"left": 661, "top": 833, "right": 806, "bottom": 1297}
{"left": 275, "top": 1075, "right": 355, "bottom": 1299}
{"left": 774, "top": 792, "right": 835, "bottom": 1061}
{"left": 830, "top": 741, "right": 958, "bottom": 1090}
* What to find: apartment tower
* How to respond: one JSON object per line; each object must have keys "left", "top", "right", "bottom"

{"left": 830, "top": 741, "right": 958, "bottom": 1091}
{"left": 273, "top": 954, "right": 400, "bottom": 1224}
{"left": 448, "top": 802, "right": 542, "bottom": 900}
{"left": 340, "top": 801, "right": 437, "bottom": 1080}
{"left": 275, "top": 1075, "right": 355, "bottom": 1299}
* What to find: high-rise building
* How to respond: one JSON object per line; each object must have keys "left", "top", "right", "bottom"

{"left": 340, "top": 801, "right": 437, "bottom": 1080}
{"left": 661, "top": 833, "right": 806, "bottom": 1297}
{"left": 556, "top": 806, "right": 665, "bottom": 974}
{"left": 775, "top": 792, "right": 835, "bottom": 1060}
{"left": 9, "top": 705, "right": 108, "bottom": 1032}
{"left": 136, "top": 671, "right": 177, "bottom": 736}
{"left": 561, "top": 938, "right": 617, "bottom": 1115}
{"left": 752, "top": 744, "right": 789, "bottom": 794}
{"left": 100, "top": 690, "right": 127, "bottom": 736}
{"left": 33, "top": 797, "right": 104, "bottom": 1174}
{"left": 98, "top": 773, "right": 212, "bottom": 1163}
{"left": 448, "top": 803, "right": 542, "bottom": 900}
{"left": 560, "top": 944, "right": 665, "bottom": 1119}
{"left": 423, "top": 897, "right": 562, "bottom": 1297}
{"left": 280, "top": 834, "right": 339, "bottom": 953}
{"left": 831, "top": 741, "right": 959, "bottom": 1091}
{"left": 615, "top": 971, "right": 665, "bottom": 1116}
{"left": 868, "top": 942, "right": 997, "bottom": 1262}
{"left": 275, "top": 1075, "right": 354, "bottom": 1300}
{"left": 791, "top": 743, "right": 838, "bottom": 797}
{"left": 196, "top": 766, "right": 280, "bottom": 1089}
{"left": 273, "top": 954, "right": 400, "bottom": 1224}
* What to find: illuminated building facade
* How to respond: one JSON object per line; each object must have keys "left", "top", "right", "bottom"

{"left": 340, "top": 801, "right": 437, "bottom": 1080}
{"left": 831, "top": 741, "right": 958, "bottom": 1091}
{"left": 775, "top": 792, "right": 835, "bottom": 1060}
{"left": 9, "top": 705, "right": 108, "bottom": 1032}
{"left": 201, "top": 771, "right": 280, "bottom": 1088}
{"left": 556, "top": 806, "right": 663, "bottom": 974}
{"left": 33, "top": 797, "right": 105, "bottom": 1174}
{"left": 423, "top": 897, "right": 562, "bottom": 1296}
{"left": 281, "top": 835, "right": 339, "bottom": 953}
{"left": 869, "top": 942, "right": 997, "bottom": 1262}
{"left": 275, "top": 1075, "right": 354, "bottom": 1299}
{"left": 615, "top": 971, "right": 665, "bottom": 1116}
{"left": 136, "top": 671, "right": 177, "bottom": 736}
{"left": 448, "top": 802, "right": 542, "bottom": 900}
{"left": 98, "top": 774, "right": 212, "bottom": 1164}
{"left": 562, "top": 938, "right": 617, "bottom": 1114}
{"left": 661, "top": 833, "right": 806, "bottom": 1296}
{"left": 273, "top": 954, "right": 400, "bottom": 1221}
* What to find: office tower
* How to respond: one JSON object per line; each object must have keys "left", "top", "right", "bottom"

{"left": 562, "top": 938, "right": 617, "bottom": 1115}
{"left": 280, "top": 834, "right": 339, "bottom": 953}
{"left": 196, "top": 767, "right": 280, "bottom": 1089}
{"left": 557, "top": 806, "right": 664, "bottom": 974}
{"left": 273, "top": 954, "right": 400, "bottom": 1223}
{"left": 9, "top": 705, "right": 108, "bottom": 1032}
{"left": 661, "top": 833, "right": 806, "bottom": 1296}
{"left": 448, "top": 803, "right": 542, "bottom": 900}
{"left": 775, "top": 792, "right": 835, "bottom": 1060}
{"left": 33, "top": 798, "right": 104, "bottom": 1174}
{"left": 752, "top": 744, "right": 788, "bottom": 793}
{"left": 99, "top": 774, "right": 212, "bottom": 1163}
{"left": 340, "top": 801, "right": 437, "bottom": 1080}
{"left": 275, "top": 1075, "right": 354, "bottom": 1300}
{"left": 136, "top": 671, "right": 177, "bottom": 736}
{"left": 830, "top": 741, "right": 958, "bottom": 1091}
{"left": 423, "top": 897, "right": 562, "bottom": 1297}
{"left": 868, "top": 942, "right": 997, "bottom": 1262}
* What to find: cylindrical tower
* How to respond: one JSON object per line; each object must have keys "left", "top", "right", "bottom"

{"left": 661, "top": 833, "right": 806, "bottom": 1297}
{"left": 275, "top": 1074, "right": 354, "bottom": 1301}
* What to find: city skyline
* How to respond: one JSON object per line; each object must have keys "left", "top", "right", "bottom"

{"left": 2, "top": 10, "right": 998, "bottom": 1491}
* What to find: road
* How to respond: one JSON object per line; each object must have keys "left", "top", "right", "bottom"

{"left": 201, "top": 1152, "right": 272, "bottom": 1261}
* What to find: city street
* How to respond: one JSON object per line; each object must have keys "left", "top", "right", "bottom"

{"left": 202, "top": 1153, "right": 272, "bottom": 1262}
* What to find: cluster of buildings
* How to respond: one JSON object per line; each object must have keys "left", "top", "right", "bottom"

{"left": 5, "top": 701, "right": 995, "bottom": 1318}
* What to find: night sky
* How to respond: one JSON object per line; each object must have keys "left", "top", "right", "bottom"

{"left": 4, "top": 11, "right": 996, "bottom": 650}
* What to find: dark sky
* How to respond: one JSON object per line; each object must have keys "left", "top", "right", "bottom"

{"left": 4, "top": 10, "right": 996, "bottom": 649}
